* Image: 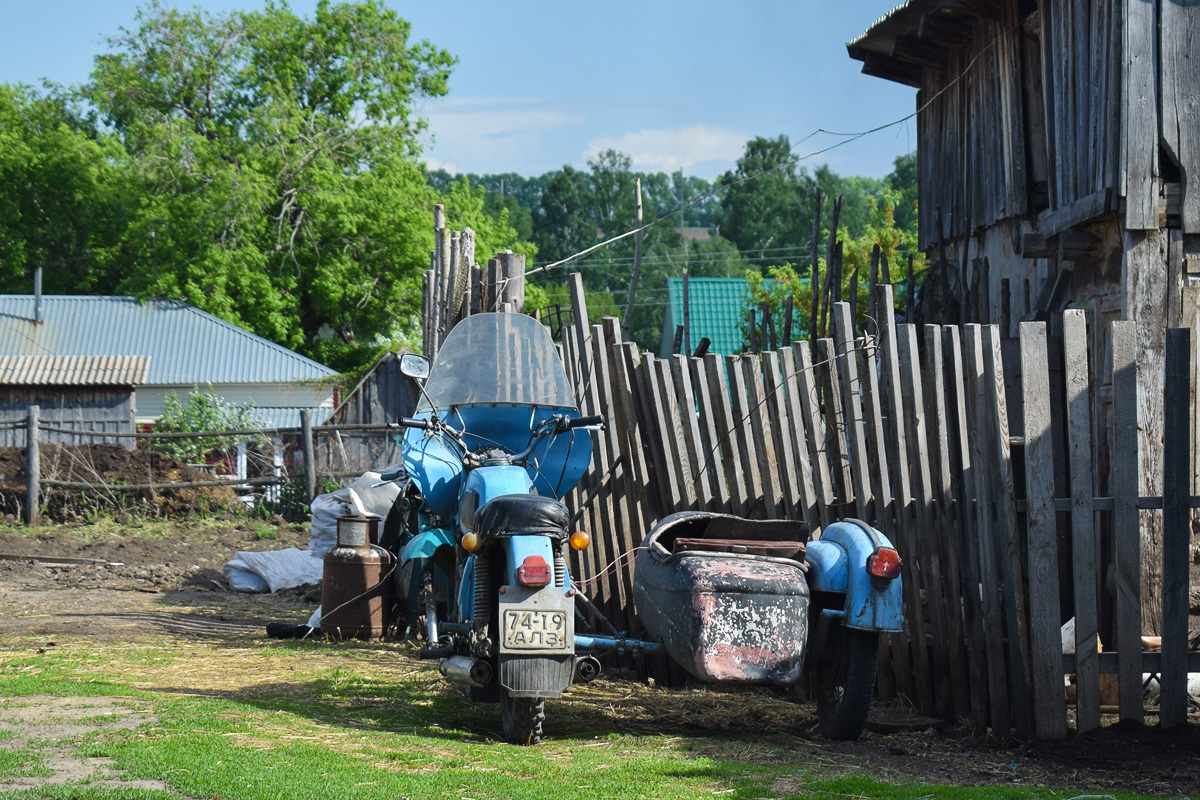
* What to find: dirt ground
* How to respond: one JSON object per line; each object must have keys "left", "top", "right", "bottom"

{"left": 1, "top": 520, "right": 1198, "bottom": 798}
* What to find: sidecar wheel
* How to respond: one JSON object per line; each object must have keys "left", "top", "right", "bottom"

{"left": 815, "top": 626, "right": 878, "bottom": 741}
{"left": 499, "top": 689, "right": 545, "bottom": 745}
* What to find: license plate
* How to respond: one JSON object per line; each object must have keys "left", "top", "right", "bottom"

{"left": 502, "top": 608, "right": 569, "bottom": 650}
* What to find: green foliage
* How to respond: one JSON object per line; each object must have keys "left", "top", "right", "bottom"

{"left": 149, "top": 387, "right": 259, "bottom": 463}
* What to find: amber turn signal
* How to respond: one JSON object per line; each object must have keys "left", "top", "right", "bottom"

{"left": 461, "top": 532, "right": 482, "bottom": 553}
{"left": 569, "top": 530, "right": 590, "bottom": 551}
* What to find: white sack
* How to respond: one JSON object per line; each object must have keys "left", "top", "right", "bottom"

{"left": 223, "top": 548, "right": 324, "bottom": 594}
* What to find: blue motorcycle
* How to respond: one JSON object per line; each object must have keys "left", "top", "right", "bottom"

{"left": 384, "top": 313, "right": 619, "bottom": 744}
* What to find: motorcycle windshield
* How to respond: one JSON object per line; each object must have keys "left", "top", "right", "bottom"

{"left": 418, "top": 313, "right": 576, "bottom": 410}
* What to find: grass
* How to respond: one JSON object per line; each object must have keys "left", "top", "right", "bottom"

{"left": 0, "top": 641, "right": 1169, "bottom": 800}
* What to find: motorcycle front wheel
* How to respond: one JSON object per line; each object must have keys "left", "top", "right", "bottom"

{"left": 814, "top": 625, "right": 878, "bottom": 741}
{"left": 499, "top": 689, "right": 545, "bottom": 745}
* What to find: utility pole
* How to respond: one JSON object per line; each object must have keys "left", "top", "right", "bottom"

{"left": 622, "top": 177, "right": 644, "bottom": 333}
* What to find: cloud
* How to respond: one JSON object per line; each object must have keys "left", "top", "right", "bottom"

{"left": 417, "top": 97, "right": 584, "bottom": 175}
{"left": 584, "top": 125, "right": 749, "bottom": 177}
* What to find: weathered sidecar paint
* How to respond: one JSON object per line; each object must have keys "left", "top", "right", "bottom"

{"left": 400, "top": 528, "right": 455, "bottom": 563}
{"left": 806, "top": 520, "right": 903, "bottom": 633}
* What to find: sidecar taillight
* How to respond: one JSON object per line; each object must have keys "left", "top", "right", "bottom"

{"left": 867, "top": 547, "right": 902, "bottom": 580}
{"left": 517, "top": 555, "right": 552, "bottom": 587}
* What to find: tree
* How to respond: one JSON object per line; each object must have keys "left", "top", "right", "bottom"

{"left": 75, "top": 1, "right": 527, "bottom": 372}
{"left": 150, "top": 386, "right": 259, "bottom": 464}
{"left": 718, "top": 136, "right": 805, "bottom": 263}
{"left": 0, "top": 84, "right": 129, "bottom": 294}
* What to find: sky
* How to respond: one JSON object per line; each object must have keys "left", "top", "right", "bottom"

{"left": 0, "top": 1, "right": 917, "bottom": 182}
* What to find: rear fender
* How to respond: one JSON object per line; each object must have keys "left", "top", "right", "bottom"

{"left": 805, "top": 519, "right": 903, "bottom": 632}
{"left": 502, "top": 534, "right": 568, "bottom": 589}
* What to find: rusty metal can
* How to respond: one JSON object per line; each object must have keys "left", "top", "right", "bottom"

{"left": 321, "top": 515, "right": 390, "bottom": 640}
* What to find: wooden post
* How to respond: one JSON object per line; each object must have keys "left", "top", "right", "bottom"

{"left": 497, "top": 251, "right": 525, "bottom": 313}
{"left": 622, "top": 177, "right": 644, "bottom": 333}
{"left": 809, "top": 188, "right": 822, "bottom": 343}
{"left": 25, "top": 404, "right": 39, "bottom": 525}
{"left": 782, "top": 296, "right": 794, "bottom": 347}
{"left": 1160, "top": 327, "right": 1191, "bottom": 728}
{"left": 301, "top": 409, "right": 317, "bottom": 503}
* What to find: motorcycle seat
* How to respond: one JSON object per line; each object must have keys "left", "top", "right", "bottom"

{"left": 474, "top": 494, "right": 570, "bottom": 539}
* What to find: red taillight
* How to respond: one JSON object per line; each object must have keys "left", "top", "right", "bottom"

{"left": 867, "top": 547, "right": 902, "bottom": 580}
{"left": 517, "top": 555, "right": 552, "bottom": 587}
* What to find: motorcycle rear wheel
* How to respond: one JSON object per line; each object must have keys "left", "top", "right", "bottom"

{"left": 815, "top": 625, "right": 878, "bottom": 741}
{"left": 499, "top": 689, "right": 545, "bottom": 745}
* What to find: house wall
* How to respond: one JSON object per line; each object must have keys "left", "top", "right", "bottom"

{"left": 318, "top": 353, "right": 420, "bottom": 473}
{"left": 136, "top": 382, "right": 335, "bottom": 425}
{"left": 0, "top": 387, "right": 135, "bottom": 448}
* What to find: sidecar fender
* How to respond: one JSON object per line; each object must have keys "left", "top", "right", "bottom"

{"left": 805, "top": 519, "right": 903, "bottom": 633}
{"left": 400, "top": 528, "right": 455, "bottom": 564}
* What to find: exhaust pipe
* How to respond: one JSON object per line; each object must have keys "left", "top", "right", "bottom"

{"left": 574, "top": 655, "right": 602, "bottom": 683}
{"left": 439, "top": 656, "right": 494, "bottom": 687}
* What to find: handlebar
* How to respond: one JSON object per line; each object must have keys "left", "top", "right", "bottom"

{"left": 397, "top": 417, "right": 434, "bottom": 430}
{"left": 564, "top": 414, "right": 604, "bottom": 430}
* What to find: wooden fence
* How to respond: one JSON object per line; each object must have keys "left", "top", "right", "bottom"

{"left": 554, "top": 272, "right": 1197, "bottom": 739}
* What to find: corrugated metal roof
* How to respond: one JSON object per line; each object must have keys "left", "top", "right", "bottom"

{"left": 661, "top": 277, "right": 753, "bottom": 357}
{"left": 0, "top": 296, "right": 337, "bottom": 385}
{"left": 0, "top": 355, "right": 150, "bottom": 386}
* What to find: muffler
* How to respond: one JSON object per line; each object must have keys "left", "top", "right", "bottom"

{"left": 439, "top": 655, "right": 494, "bottom": 687}
{"left": 574, "top": 654, "right": 602, "bottom": 683}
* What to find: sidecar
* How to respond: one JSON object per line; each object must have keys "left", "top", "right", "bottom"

{"left": 632, "top": 512, "right": 903, "bottom": 740}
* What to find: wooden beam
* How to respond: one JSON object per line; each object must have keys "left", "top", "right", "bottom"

{"left": 859, "top": 52, "right": 924, "bottom": 88}
{"left": 1058, "top": 229, "right": 1103, "bottom": 261}
{"left": 891, "top": 35, "right": 949, "bottom": 69}
{"left": 1021, "top": 233, "right": 1057, "bottom": 259}
{"left": 1036, "top": 188, "right": 1112, "bottom": 237}
{"left": 917, "top": 13, "right": 974, "bottom": 47}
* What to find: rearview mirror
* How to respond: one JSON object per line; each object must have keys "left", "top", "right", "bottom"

{"left": 399, "top": 353, "right": 430, "bottom": 380}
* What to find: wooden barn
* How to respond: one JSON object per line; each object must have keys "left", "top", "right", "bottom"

{"left": 0, "top": 355, "right": 148, "bottom": 448}
{"left": 317, "top": 351, "right": 420, "bottom": 474}
{"left": 849, "top": 0, "right": 1200, "bottom": 630}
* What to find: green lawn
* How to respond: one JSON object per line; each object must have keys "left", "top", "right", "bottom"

{"left": 0, "top": 641, "right": 1160, "bottom": 800}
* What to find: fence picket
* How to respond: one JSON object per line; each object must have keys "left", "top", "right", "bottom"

{"left": 705, "top": 353, "right": 751, "bottom": 516}
{"left": 1110, "top": 320, "right": 1143, "bottom": 724}
{"left": 589, "top": 323, "right": 631, "bottom": 627}
{"left": 1020, "top": 321, "right": 1068, "bottom": 740}
{"left": 922, "top": 325, "right": 971, "bottom": 719}
{"left": 963, "top": 323, "right": 1010, "bottom": 736}
{"left": 876, "top": 286, "right": 931, "bottom": 710}
{"left": 816, "top": 338, "right": 852, "bottom": 512}
{"left": 831, "top": 302, "right": 874, "bottom": 522}
{"left": 791, "top": 342, "right": 836, "bottom": 529}
{"left": 727, "top": 355, "right": 767, "bottom": 516}
{"left": 898, "top": 324, "right": 954, "bottom": 720}
{"left": 741, "top": 356, "right": 782, "bottom": 517}
{"left": 671, "top": 355, "right": 714, "bottom": 509}
{"left": 763, "top": 351, "right": 803, "bottom": 520}
{"left": 1161, "top": 328, "right": 1192, "bottom": 727}
{"left": 943, "top": 325, "right": 990, "bottom": 732}
{"left": 779, "top": 346, "right": 822, "bottom": 533}
{"left": 690, "top": 356, "right": 732, "bottom": 512}
{"left": 1063, "top": 310, "right": 1101, "bottom": 733}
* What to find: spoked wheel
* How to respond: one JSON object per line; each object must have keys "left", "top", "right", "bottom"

{"left": 499, "top": 688, "right": 545, "bottom": 745}
{"left": 815, "top": 625, "right": 878, "bottom": 741}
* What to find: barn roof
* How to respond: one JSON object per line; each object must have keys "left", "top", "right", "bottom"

{"left": 0, "top": 355, "right": 150, "bottom": 386}
{"left": 847, "top": 0, "right": 993, "bottom": 87}
{"left": 0, "top": 296, "right": 336, "bottom": 386}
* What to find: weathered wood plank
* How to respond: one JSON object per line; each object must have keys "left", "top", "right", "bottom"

{"left": 743, "top": 356, "right": 782, "bottom": 517}
{"left": 689, "top": 356, "right": 731, "bottom": 512}
{"left": 1062, "top": 309, "right": 1100, "bottom": 733}
{"left": 590, "top": 323, "right": 631, "bottom": 625}
{"left": 858, "top": 332, "right": 894, "bottom": 534}
{"left": 831, "top": 302, "right": 874, "bottom": 522}
{"left": 876, "top": 285, "right": 931, "bottom": 712}
{"left": 923, "top": 325, "right": 971, "bottom": 719}
{"left": 1019, "top": 321, "right": 1068, "bottom": 740}
{"left": 671, "top": 355, "right": 712, "bottom": 510}
{"left": 816, "top": 338, "right": 852, "bottom": 512}
{"left": 1109, "top": 319, "right": 1143, "bottom": 724}
{"left": 614, "top": 342, "right": 658, "bottom": 528}
{"left": 779, "top": 346, "right": 822, "bottom": 534}
{"left": 727, "top": 356, "right": 767, "bottom": 516}
{"left": 1121, "top": 0, "right": 1158, "bottom": 228}
{"left": 1161, "top": 0, "right": 1200, "bottom": 232}
{"left": 963, "top": 324, "right": 1010, "bottom": 736}
{"left": 792, "top": 342, "right": 836, "bottom": 529}
{"left": 646, "top": 355, "right": 692, "bottom": 512}
{"left": 705, "top": 354, "right": 751, "bottom": 516}
{"left": 762, "top": 351, "right": 803, "bottom": 519}
{"left": 1160, "top": 328, "right": 1191, "bottom": 727}
{"left": 633, "top": 353, "right": 676, "bottom": 517}
{"left": 943, "top": 325, "right": 990, "bottom": 732}
{"left": 898, "top": 323, "right": 953, "bottom": 720}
